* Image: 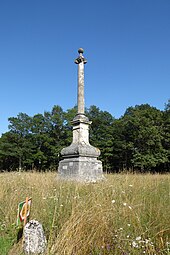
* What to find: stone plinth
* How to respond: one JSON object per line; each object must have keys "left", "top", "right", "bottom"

{"left": 58, "top": 49, "right": 104, "bottom": 182}
{"left": 58, "top": 114, "right": 104, "bottom": 182}
{"left": 58, "top": 157, "right": 103, "bottom": 182}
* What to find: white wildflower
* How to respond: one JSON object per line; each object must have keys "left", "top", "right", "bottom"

{"left": 132, "top": 241, "right": 139, "bottom": 248}
{"left": 136, "top": 236, "right": 142, "bottom": 241}
{"left": 123, "top": 202, "right": 127, "bottom": 206}
{"left": 111, "top": 199, "right": 116, "bottom": 204}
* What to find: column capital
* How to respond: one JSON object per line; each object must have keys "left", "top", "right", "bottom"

{"left": 74, "top": 48, "right": 87, "bottom": 64}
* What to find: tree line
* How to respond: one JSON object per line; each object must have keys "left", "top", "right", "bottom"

{"left": 0, "top": 101, "right": 169, "bottom": 173}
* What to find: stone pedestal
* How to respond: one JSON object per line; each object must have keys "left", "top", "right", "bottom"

{"left": 58, "top": 157, "right": 103, "bottom": 182}
{"left": 58, "top": 49, "right": 104, "bottom": 182}
{"left": 58, "top": 114, "right": 103, "bottom": 182}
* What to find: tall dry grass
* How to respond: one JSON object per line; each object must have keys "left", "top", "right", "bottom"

{"left": 0, "top": 172, "right": 169, "bottom": 255}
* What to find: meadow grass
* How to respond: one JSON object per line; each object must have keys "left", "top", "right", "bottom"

{"left": 0, "top": 171, "right": 169, "bottom": 255}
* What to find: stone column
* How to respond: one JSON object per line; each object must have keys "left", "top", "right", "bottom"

{"left": 74, "top": 48, "right": 87, "bottom": 115}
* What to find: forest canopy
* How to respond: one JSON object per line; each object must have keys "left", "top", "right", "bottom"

{"left": 0, "top": 101, "right": 169, "bottom": 173}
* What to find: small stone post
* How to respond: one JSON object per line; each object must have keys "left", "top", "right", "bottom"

{"left": 23, "top": 220, "right": 47, "bottom": 254}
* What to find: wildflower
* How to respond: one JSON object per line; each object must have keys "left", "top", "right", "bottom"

{"left": 106, "top": 244, "right": 112, "bottom": 251}
{"left": 129, "top": 184, "right": 133, "bottom": 187}
{"left": 132, "top": 241, "right": 139, "bottom": 248}
{"left": 111, "top": 199, "right": 116, "bottom": 204}
{"left": 136, "top": 236, "right": 142, "bottom": 241}
{"left": 128, "top": 205, "right": 132, "bottom": 210}
{"left": 127, "top": 224, "right": 131, "bottom": 227}
{"left": 123, "top": 203, "right": 127, "bottom": 206}
{"left": 92, "top": 180, "right": 97, "bottom": 183}
{"left": 60, "top": 204, "right": 63, "bottom": 207}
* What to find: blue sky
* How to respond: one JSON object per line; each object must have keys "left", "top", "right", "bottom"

{"left": 0, "top": 0, "right": 170, "bottom": 135}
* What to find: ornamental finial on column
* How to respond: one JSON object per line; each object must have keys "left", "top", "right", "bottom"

{"left": 74, "top": 48, "right": 87, "bottom": 64}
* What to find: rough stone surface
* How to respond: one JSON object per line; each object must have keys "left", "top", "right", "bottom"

{"left": 58, "top": 157, "right": 103, "bottom": 182}
{"left": 23, "top": 220, "right": 46, "bottom": 254}
{"left": 61, "top": 143, "right": 100, "bottom": 158}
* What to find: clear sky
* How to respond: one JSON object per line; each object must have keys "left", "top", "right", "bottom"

{"left": 0, "top": 0, "right": 170, "bottom": 135}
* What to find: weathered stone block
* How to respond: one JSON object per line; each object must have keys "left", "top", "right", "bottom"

{"left": 23, "top": 220, "right": 46, "bottom": 254}
{"left": 58, "top": 156, "right": 104, "bottom": 182}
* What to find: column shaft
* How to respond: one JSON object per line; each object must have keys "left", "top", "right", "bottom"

{"left": 78, "top": 61, "right": 85, "bottom": 114}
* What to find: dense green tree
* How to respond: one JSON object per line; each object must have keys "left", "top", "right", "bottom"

{"left": 162, "top": 100, "right": 170, "bottom": 170}
{"left": 63, "top": 106, "right": 77, "bottom": 145}
{"left": 0, "top": 103, "right": 169, "bottom": 172}
{"left": 86, "top": 105, "right": 115, "bottom": 171}
{"left": 47, "top": 105, "right": 66, "bottom": 169}
{"left": 109, "top": 119, "right": 127, "bottom": 171}
{"left": 6, "top": 113, "right": 34, "bottom": 170}
{"left": 120, "top": 104, "right": 168, "bottom": 171}
{"left": 0, "top": 131, "right": 34, "bottom": 170}
{"left": 8, "top": 113, "right": 32, "bottom": 136}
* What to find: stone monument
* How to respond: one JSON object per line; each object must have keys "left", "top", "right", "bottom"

{"left": 58, "top": 48, "right": 104, "bottom": 182}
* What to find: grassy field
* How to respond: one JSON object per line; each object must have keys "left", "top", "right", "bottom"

{"left": 0, "top": 172, "right": 169, "bottom": 255}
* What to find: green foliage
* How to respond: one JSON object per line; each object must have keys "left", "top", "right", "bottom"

{"left": 0, "top": 237, "right": 12, "bottom": 255}
{"left": 86, "top": 105, "right": 115, "bottom": 171}
{"left": 163, "top": 99, "right": 170, "bottom": 170}
{"left": 0, "top": 101, "right": 170, "bottom": 172}
{"left": 119, "top": 104, "right": 169, "bottom": 171}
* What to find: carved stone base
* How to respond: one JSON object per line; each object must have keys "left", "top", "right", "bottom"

{"left": 58, "top": 156, "right": 104, "bottom": 182}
